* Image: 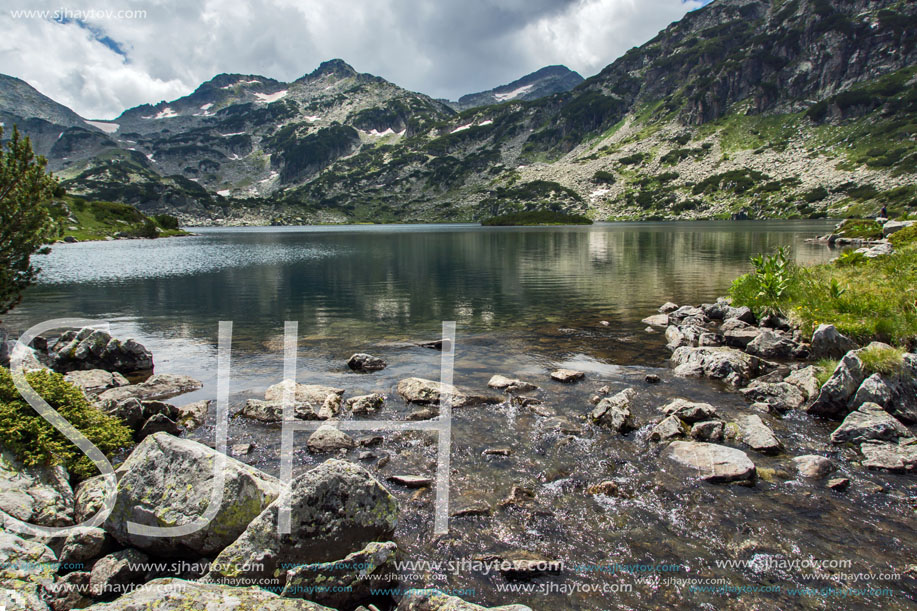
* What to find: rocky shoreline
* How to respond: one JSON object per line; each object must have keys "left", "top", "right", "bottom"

{"left": 1, "top": 307, "right": 915, "bottom": 609}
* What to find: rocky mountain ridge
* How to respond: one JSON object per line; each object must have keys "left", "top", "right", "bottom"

{"left": 447, "top": 65, "right": 584, "bottom": 110}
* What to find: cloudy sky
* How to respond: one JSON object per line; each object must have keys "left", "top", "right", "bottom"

{"left": 1, "top": 0, "right": 709, "bottom": 120}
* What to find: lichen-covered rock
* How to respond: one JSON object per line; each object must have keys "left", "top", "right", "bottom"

{"left": 0, "top": 447, "right": 74, "bottom": 527}
{"left": 830, "top": 403, "right": 912, "bottom": 445}
{"left": 207, "top": 459, "right": 397, "bottom": 589}
{"left": 784, "top": 366, "right": 822, "bottom": 401}
{"left": 58, "top": 526, "right": 113, "bottom": 567}
{"left": 64, "top": 370, "right": 129, "bottom": 397}
{"left": 0, "top": 531, "right": 56, "bottom": 610}
{"left": 177, "top": 400, "right": 211, "bottom": 429}
{"left": 345, "top": 393, "right": 385, "bottom": 414}
{"left": 671, "top": 346, "right": 761, "bottom": 387}
{"left": 74, "top": 475, "right": 112, "bottom": 523}
{"left": 96, "top": 374, "right": 202, "bottom": 404}
{"left": 82, "top": 578, "right": 332, "bottom": 609}
{"left": 88, "top": 548, "right": 150, "bottom": 598}
{"left": 50, "top": 328, "right": 153, "bottom": 374}
{"left": 104, "top": 433, "right": 280, "bottom": 557}
{"left": 396, "top": 590, "right": 531, "bottom": 611}
{"left": 663, "top": 441, "right": 757, "bottom": 484}
{"left": 281, "top": 541, "right": 397, "bottom": 607}
{"left": 590, "top": 388, "right": 636, "bottom": 432}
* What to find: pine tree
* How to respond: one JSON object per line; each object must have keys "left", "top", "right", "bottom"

{"left": 0, "top": 125, "right": 58, "bottom": 317}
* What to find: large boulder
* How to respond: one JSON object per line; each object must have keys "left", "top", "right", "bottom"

{"left": 207, "top": 459, "right": 398, "bottom": 589}
{"left": 281, "top": 541, "right": 397, "bottom": 607}
{"left": 671, "top": 346, "right": 762, "bottom": 387}
{"left": 807, "top": 352, "right": 866, "bottom": 418}
{"left": 745, "top": 330, "right": 796, "bottom": 359}
{"left": 396, "top": 590, "right": 531, "bottom": 611}
{"left": 0, "top": 447, "right": 74, "bottom": 527}
{"left": 811, "top": 324, "right": 857, "bottom": 360}
{"left": 848, "top": 354, "right": 917, "bottom": 424}
{"left": 830, "top": 403, "right": 913, "bottom": 445}
{"left": 882, "top": 219, "right": 916, "bottom": 236}
{"left": 58, "top": 526, "right": 113, "bottom": 566}
{"left": 104, "top": 433, "right": 281, "bottom": 557}
{"left": 96, "top": 374, "right": 202, "bottom": 404}
{"left": 784, "top": 366, "right": 822, "bottom": 401}
{"left": 590, "top": 388, "right": 636, "bottom": 432}
{"left": 662, "top": 441, "right": 757, "bottom": 484}
{"left": 82, "top": 578, "right": 332, "bottom": 610}
{"left": 50, "top": 328, "right": 153, "bottom": 374}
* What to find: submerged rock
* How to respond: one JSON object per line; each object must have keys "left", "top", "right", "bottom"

{"left": 830, "top": 403, "right": 912, "bottom": 445}
{"left": 207, "top": 459, "right": 397, "bottom": 589}
{"left": 662, "top": 441, "right": 757, "bottom": 484}
{"left": 792, "top": 455, "right": 835, "bottom": 479}
{"left": 50, "top": 328, "right": 153, "bottom": 374}
{"left": 104, "top": 433, "right": 281, "bottom": 556}
{"left": 347, "top": 353, "right": 387, "bottom": 372}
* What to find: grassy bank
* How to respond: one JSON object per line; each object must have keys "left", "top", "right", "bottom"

{"left": 48, "top": 196, "right": 190, "bottom": 242}
{"left": 730, "top": 226, "right": 917, "bottom": 347}
{"left": 481, "top": 210, "right": 593, "bottom": 226}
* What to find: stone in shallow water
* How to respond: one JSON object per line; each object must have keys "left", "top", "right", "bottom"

{"left": 662, "top": 441, "right": 757, "bottom": 484}
{"left": 550, "top": 368, "right": 585, "bottom": 383}
{"left": 690, "top": 420, "right": 724, "bottom": 442}
{"left": 96, "top": 373, "right": 202, "bottom": 403}
{"left": 827, "top": 477, "right": 850, "bottom": 491}
{"left": 642, "top": 314, "right": 669, "bottom": 327}
{"left": 345, "top": 392, "right": 385, "bottom": 414}
{"left": 282, "top": 541, "right": 397, "bottom": 607}
{"left": 307, "top": 425, "right": 355, "bottom": 453}
{"left": 397, "top": 377, "right": 465, "bottom": 405}
{"left": 740, "top": 381, "right": 805, "bottom": 411}
{"left": 670, "top": 346, "right": 761, "bottom": 387}
{"left": 830, "top": 403, "right": 912, "bottom": 445}
{"left": 488, "top": 374, "right": 537, "bottom": 392}
{"left": 388, "top": 474, "right": 433, "bottom": 488}
{"left": 265, "top": 380, "right": 345, "bottom": 405}
{"left": 346, "top": 352, "right": 387, "bottom": 372}
{"left": 649, "top": 415, "right": 687, "bottom": 442}
{"left": 659, "top": 398, "right": 719, "bottom": 424}
{"left": 860, "top": 440, "right": 917, "bottom": 473}
{"left": 590, "top": 388, "right": 636, "bottom": 432}
{"left": 736, "top": 414, "right": 782, "bottom": 454}
{"left": 792, "top": 455, "right": 834, "bottom": 478}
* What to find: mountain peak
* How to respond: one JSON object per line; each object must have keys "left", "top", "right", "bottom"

{"left": 310, "top": 59, "right": 358, "bottom": 78}
{"left": 453, "top": 65, "right": 584, "bottom": 110}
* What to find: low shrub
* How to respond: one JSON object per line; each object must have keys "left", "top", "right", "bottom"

{"left": 0, "top": 368, "right": 133, "bottom": 480}
{"left": 857, "top": 344, "right": 905, "bottom": 375}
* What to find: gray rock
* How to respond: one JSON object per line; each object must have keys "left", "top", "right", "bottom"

{"left": 784, "top": 366, "right": 822, "bottom": 401}
{"left": 82, "top": 578, "right": 332, "bottom": 609}
{"left": 64, "top": 370, "right": 129, "bottom": 397}
{"left": 671, "top": 346, "right": 761, "bottom": 387}
{"left": 88, "top": 548, "right": 150, "bottom": 598}
{"left": 690, "top": 420, "right": 724, "bottom": 442}
{"left": 873, "top": 353, "right": 917, "bottom": 424}
{"left": 860, "top": 440, "right": 917, "bottom": 473}
{"left": 830, "top": 403, "right": 912, "bottom": 444}
{"left": 665, "top": 325, "right": 687, "bottom": 349}
{"left": 98, "top": 397, "right": 145, "bottom": 430}
{"left": 237, "top": 399, "right": 323, "bottom": 422}
{"left": 50, "top": 328, "right": 153, "bottom": 374}
{"left": 74, "top": 475, "right": 112, "bottom": 523}
{"left": 347, "top": 353, "right": 387, "bottom": 372}
{"left": 488, "top": 375, "right": 538, "bottom": 392}
{"left": 792, "top": 455, "right": 834, "bottom": 479}
{"left": 345, "top": 393, "right": 385, "bottom": 414}
{"left": 659, "top": 302, "right": 679, "bottom": 314}
{"left": 231, "top": 443, "right": 254, "bottom": 457}
{"left": 317, "top": 393, "right": 342, "bottom": 420}
{"left": 104, "top": 433, "right": 281, "bottom": 556}
{"left": 642, "top": 314, "right": 670, "bottom": 327}
{"left": 397, "top": 590, "right": 531, "bottom": 610}
{"left": 659, "top": 398, "right": 718, "bottom": 423}
{"left": 136, "top": 413, "right": 182, "bottom": 440}
{"left": 590, "top": 388, "right": 636, "bottom": 432}
{"left": 96, "top": 374, "right": 202, "bottom": 404}
{"left": 701, "top": 302, "right": 729, "bottom": 320}
{"left": 207, "top": 459, "right": 398, "bottom": 589}
{"left": 264, "top": 380, "right": 345, "bottom": 405}
{"left": 745, "top": 330, "right": 796, "bottom": 359}
{"left": 736, "top": 414, "right": 782, "bottom": 454}
{"left": 670, "top": 305, "right": 704, "bottom": 321}
{"left": 698, "top": 332, "right": 724, "bottom": 347}
{"left": 176, "top": 400, "right": 211, "bottom": 429}
{"left": 58, "top": 526, "right": 113, "bottom": 566}
{"left": 388, "top": 475, "right": 433, "bottom": 488}
{"left": 827, "top": 478, "right": 850, "bottom": 491}
{"left": 882, "top": 219, "right": 916, "bottom": 236}
{"left": 662, "top": 441, "right": 756, "bottom": 484}
{"left": 720, "top": 318, "right": 752, "bottom": 333}
{"left": 723, "top": 327, "right": 762, "bottom": 349}
{"left": 740, "top": 381, "right": 805, "bottom": 411}
{"left": 550, "top": 368, "right": 585, "bottom": 383}
{"left": 307, "top": 425, "right": 355, "bottom": 453}
{"left": 47, "top": 570, "right": 92, "bottom": 611}
{"left": 648, "top": 415, "right": 686, "bottom": 442}
{"left": 397, "top": 377, "right": 466, "bottom": 405}
{"left": 0, "top": 531, "right": 56, "bottom": 610}
{"left": 282, "top": 541, "right": 397, "bottom": 606}
{"left": 811, "top": 324, "right": 857, "bottom": 360}
{"left": 725, "top": 306, "right": 756, "bottom": 324}
{"left": 807, "top": 352, "right": 866, "bottom": 418}
{"left": 0, "top": 447, "right": 74, "bottom": 527}
{"left": 856, "top": 243, "right": 893, "bottom": 258}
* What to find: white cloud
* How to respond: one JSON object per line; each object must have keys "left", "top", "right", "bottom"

{"left": 0, "top": 0, "right": 707, "bottom": 119}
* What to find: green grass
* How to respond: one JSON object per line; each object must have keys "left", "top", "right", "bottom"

{"left": 481, "top": 210, "right": 593, "bottom": 226}
{"left": 47, "top": 196, "right": 188, "bottom": 242}
{"left": 858, "top": 344, "right": 905, "bottom": 375}
{"left": 815, "top": 359, "right": 838, "bottom": 387}
{"left": 0, "top": 368, "right": 133, "bottom": 481}
{"left": 888, "top": 224, "right": 917, "bottom": 248}
{"left": 834, "top": 219, "right": 884, "bottom": 240}
{"left": 730, "top": 241, "right": 917, "bottom": 347}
